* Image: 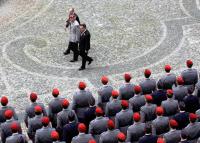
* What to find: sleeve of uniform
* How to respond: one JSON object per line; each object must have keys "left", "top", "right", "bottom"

{"left": 11, "top": 107, "right": 18, "bottom": 120}
{"left": 126, "top": 128, "right": 131, "bottom": 142}
{"left": 18, "top": 122, "right": 22, "bottom": 134}
{"left": 152, "top": 124, "right": 156, "bottom": 135}
{"left": 56, "top": 114, "right": 62, "bottom": 133}
{"left": 97, "top": 89, "right": 102, "bottom": 107}
{"left": 1, "top": 128, "right": 6, "bottom": 143}
{"left": 24, "top": 108, "right": 28, "bottom": 127}
{"left": 48, "top": 104, "right": 53, "bottom": 121}
{"left": 99, "top": 134, "right": 103, "bottom": 143}
{"left": 72, "top": 93, "right": 77, "bottom": 111}
{"left": 88, "top": 123, "right": 93, "bottom": 134}
{"left": 115, "top": 115, "right": 119, "bottom": 129}
{"left": 35, "top": 131, "right": 39, "bottom": 143}
{"left": 140, "top": 109, "right": 145, "bottom": 123}
{"left": 72, "top": 110, "right": 78, "bottom": 123}
{"left": 27, "top": 122, "right": 34, "bottom": 139}
{"left": 41, "top": 104, "right": 47, "bottom": 116}
{"left": 118, "top": 87, "right": 123, "bottom": 100}
{"left": 105, "top": 103, "right": 109, "bottom": 117}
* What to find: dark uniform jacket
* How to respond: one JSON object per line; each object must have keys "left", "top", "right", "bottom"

{"left": 138, "top": 134, "right": 158, "bottom": 143}
{"left": 62, "top": 121, "right": 79, "bottom": 143}
{"left": 98, "top": 85, "right": 113, "bottom": 111}
{"left": 119, "top": 83, "right": 135, "bottom": 100}
{"left": 139, "top": 78, "right": 156, "bottom": 94}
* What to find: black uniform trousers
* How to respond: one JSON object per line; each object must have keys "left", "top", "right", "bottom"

{"left": 79, "top": 50, "right": 93, "bottom": 69}
{"left": 68, "top": 42, "right": 79, "bottom": 61}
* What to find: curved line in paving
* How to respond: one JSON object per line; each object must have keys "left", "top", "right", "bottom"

{"left": 22, "top": 22, "right": 166, "bottom": 69}
{"left": 23, "top": 38, "right": 80, "bottom": 70}
{"left": 0, "top": 0, "right": 55, "bottom": 36}
{"left": 2, "top": 37, "right": 85, "bottom": 81}
{"left": 3, "top": 18, "right": 197, "bottom": 80}
{"left": 180, "top": 0, "right": 200, "bottom": 19}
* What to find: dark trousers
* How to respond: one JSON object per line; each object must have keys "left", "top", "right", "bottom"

{"left": 79, "top": 51, "right": 93, "bottom": 68}
{"left": 68, "top": 42, "right": 79, "bottom": 60}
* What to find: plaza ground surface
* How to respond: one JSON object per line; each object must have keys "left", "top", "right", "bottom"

{"left": 0, "top": 0, "right": 200, "bottom": 123}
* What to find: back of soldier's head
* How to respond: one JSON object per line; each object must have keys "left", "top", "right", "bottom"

{"left": 145, "top": 124, "right": 152, "bottom": 134}
{"left": 157, "top": 80, "right": 163, "bottom": 90}
{"left": 181, "top": 130, "right": 188, "bottom": 140}
{"left": 178, "top": 102, "right": 185, "bottom": 111}
{"left": 89, "top": 97, "right": 95, "bottom": 106}
{"left": 68, "top": 112, "right": 75, "bottom": 122}
{"left": 188, "top": 86, "right": 195, "bottom": 94}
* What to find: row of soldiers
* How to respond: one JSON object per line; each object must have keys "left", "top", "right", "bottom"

{"left": 0, "top": 59, "right": 200, "bottom": 143}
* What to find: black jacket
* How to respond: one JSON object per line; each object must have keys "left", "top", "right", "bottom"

{"left": 79, "top": 30, "right": 90, "bottom": 52}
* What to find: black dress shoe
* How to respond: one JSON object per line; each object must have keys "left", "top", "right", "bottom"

{"left": 88, "top": 59, "right": 93, "bottom": 65}
{"left": 79, "top": 67, "right": 85, "bottom": 71}
{"left": 70, "top": 60, "right": 78, "bottom": 62}
{"left": 63, "top": 51, "right": 70, "bottom": 55}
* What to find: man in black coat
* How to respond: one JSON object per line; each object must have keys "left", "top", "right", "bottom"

{"left": 78, "top": 23, "right": 93, "bottom": 70}
{"left": 62, "top": 112, "right": 79, "bottom": 143}
{"left": 138, "top": 124, "right": 158, "bottom": 143}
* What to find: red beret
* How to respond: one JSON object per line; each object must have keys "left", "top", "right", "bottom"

{"left": 95, "top": 107, "right": 103, "bottom": 114}
{"left": 107, "top": 119, "right": 115, "bottom": 128}
{"left": 79, "top": 82, "right": 86, "bottom": 90}
{"left": 156, "top": 107, "right": 164, "bottom": 115}
{"left": 134, "top": 85, "right": 141, "bottom": 94}
{"left": 111, "top": 90, "right": 119, "bottom": 98}
{"left": 101, "top": 76, "right": 108, "bottom": 85}
{"left": 176, "top": 76, "right": 184, "bottom": 85}
{"left": 189, "top": 113, "right": 197, "bottom": 122}
{"left": 133, "top": 112, "right": 141, "bottom": 122}
{"left": 88, "top": 139, "right": 96, "bottom": 143}
{"left": 117, "top": 132, "right": 126, "bottom": 141}
{"left": 30, "top": 92, "right": 37, "bottom": 101}
{"left": 52, "top": 88, "right": 59, "bottom": 97}
{"left": 121, "top": 100, "right": 129, "bottom": 108}
{"left": 167, "top": 89, "right": 173, "bottom": 97}
{"left": 186, "top": 59, "right": 193, "bottom": 68}
{"left": 1, "top": 96, "right": 8, "bottom": 105}
{"left": 62, "top": 99, "right": 69, "bottom": 108}
{"left": 34, "top": 105, "right": 42, "bottom": 113}
{"left": 10, "top": 122, "right": 19, "bottom": 132}
{"left": 165, "top": 64, "right": 171, "bottom": 72}
{"left": 124, "top": 73, "right": 132, "bottom": 81}
{"left": 169, "top": 119, "right": 178, "bottom": 128}
{"left": 145, "top": 95, "right": 153, "bottom": 102}
{"left": 78, "top": 123, "right": 86, "bottom": 133}
{"left": 4, "top": 109, "right": 13, "bottom": 119}
{"left": 41, "top": 116, "right": 50, "bottom": 124}
{"left": 144, "top": 69, "right": 151, "bottom": 76}
{"left": 157, "top": 137, "right": 164, "bottom": 143}
{"left": 51, "top": 131, "right": 59, "bottom": 141}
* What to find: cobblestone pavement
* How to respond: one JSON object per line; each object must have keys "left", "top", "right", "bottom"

{"left": 1, "top": 0, "right": 200, "bottom": 136}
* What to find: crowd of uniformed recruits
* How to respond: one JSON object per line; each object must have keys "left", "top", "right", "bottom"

{"left": 1, "top": 59, "right": 200, "bottom": 143}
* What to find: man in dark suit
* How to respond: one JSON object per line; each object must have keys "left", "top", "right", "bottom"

{"left": 78, "top": 23, "right": 93, "bottom": 70}
{"left": 173, "top": 102, "right": 189, "bottom": 130}
{"left": 62, "top": 112, "right": 79, "bottom": 143}
{"left": 138, "top": 124, "right": 158, "bottom": 143}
